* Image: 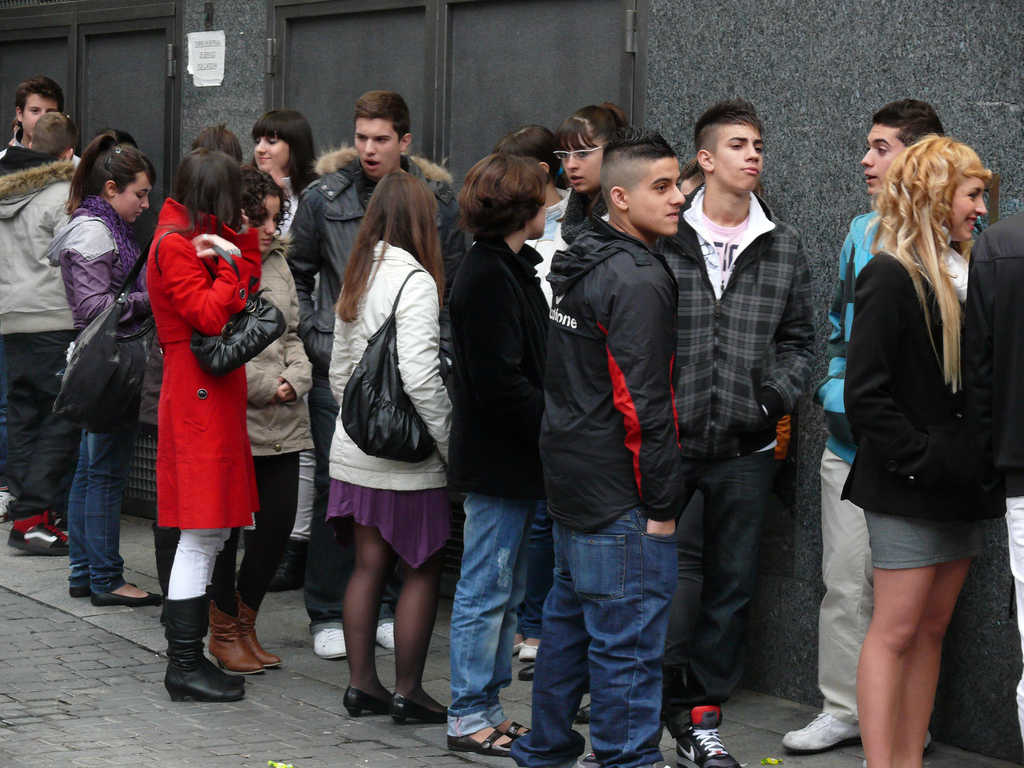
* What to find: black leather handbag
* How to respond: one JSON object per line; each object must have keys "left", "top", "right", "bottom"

{"left": 342, "top": 269, "right": 436, "bottom": 462}
{"left": 189, "top": 245, "right": 286, "bottom": 376}
{"left": 53, "top": 239, "right": 156, "bottom": 433}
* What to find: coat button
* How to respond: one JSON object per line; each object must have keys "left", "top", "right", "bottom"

{"left": 274, "top": 443, "right": 282, "bottom": 452}
{"left": 239, "top": 287, "right": 247, "bottom": 300}
{"left": 908, "top": 474, "right": 916, "bottom": 482}
{"left": 955, "top": 411, "right": 964, "bottom": 419}
{"left": 885, "top": 459, "right": 898, "bottom": 472}
{"left": 197, "top": 388, "right": 208, "bottom": 400}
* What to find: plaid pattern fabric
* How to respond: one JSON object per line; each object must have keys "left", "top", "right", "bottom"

{"left": 664, "top": 205, "right": 814, "bottom": 459}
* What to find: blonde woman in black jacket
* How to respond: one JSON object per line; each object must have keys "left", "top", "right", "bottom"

{"left": 843, "top": 135, "right": 1001, "bottom": 767}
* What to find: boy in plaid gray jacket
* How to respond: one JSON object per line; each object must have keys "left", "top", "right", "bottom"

{"left": 662, "top": 99, "right": 814, "bottom": 768}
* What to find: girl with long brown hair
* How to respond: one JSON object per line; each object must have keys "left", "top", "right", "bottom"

{"left": 327, "top": 171, "right": 451, "bottom": 724}
{"left": 844, "top": 135, "right": 1002, "bottom": 767}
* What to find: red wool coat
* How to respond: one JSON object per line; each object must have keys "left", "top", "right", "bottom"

{"left": 147, "top": 199, "right": 262, "bottom": 529}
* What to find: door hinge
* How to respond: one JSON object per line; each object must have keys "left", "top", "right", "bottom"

{"left": 624, "top": 8, "right": 638, "bottom": 54}
{"left": 265, "top": 38, "right": 277, "bottom": 76}
{"left": 166, "top": 42, "right": 176, "bottom": 78}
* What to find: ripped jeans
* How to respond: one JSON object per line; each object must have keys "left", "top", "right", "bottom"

{"left": 448, "top": 493, "right": 538, "bottom": 735}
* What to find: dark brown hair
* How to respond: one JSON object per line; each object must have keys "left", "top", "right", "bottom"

{"left": 336, "top": 172, "right": 443, "bottom": 323}
{"left": 30, "top": 112, "right": 77, "bottom": 158}
{"left": 555, "top": 102, "right": 629, "bottom": 151}
{"left": 493, "top": 124, "right": 561, "bottom": 184}
{"left": 353, "top": 90, "right": 411, "bottom": 139}
{"left": 15, "top": 75, "right": 64, "bottom": 112}
{"left": 458, "top": 153, "right": 546, "bottom": 240}
{"left": 192, "top": 124, "right": 243, "bottom": 162}
{"left": 694, "top": 98, "right": 763, "bottom": 151}
{"left": 251, "top": 109, "right": 316, "bottom": 192}
{"left": 67, "top": 131, "right": 155, "bottom": 214}
{"left": 872, "top": 99, "right": 944, "bottom": 146}
{"left": 170, "top": 148, "right": 242, "bottom": 233}
{"left": 240, "top": 164, "right": 287, "bottom": 228}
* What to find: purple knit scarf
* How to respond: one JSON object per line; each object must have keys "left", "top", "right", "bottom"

{"left": 74, "top": 195, "right": 140, "bottom": 274}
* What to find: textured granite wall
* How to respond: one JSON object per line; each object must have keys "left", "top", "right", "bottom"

{"left": 645, "top": 0, "right": 1024, "bottom": 760}
{"left": 180, "top": 0, "right": 267, "bottom": 162}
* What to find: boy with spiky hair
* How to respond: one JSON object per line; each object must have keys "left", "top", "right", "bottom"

{"left": 662, "top": 99, "right": 814, "bottom": 768}
{"left": 511, "top": 132, "right": 687, "bottom": 768}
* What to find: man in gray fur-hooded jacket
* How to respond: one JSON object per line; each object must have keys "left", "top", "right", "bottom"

{"left": 285, "top": 90, "right": 464, "bottom": 661}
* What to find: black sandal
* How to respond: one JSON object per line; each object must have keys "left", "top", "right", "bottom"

{"left": 497, "top": 721, "right": 530, "bottom": 739}
{"left": 447, "top": 730, "right": 514, "bottom": 756}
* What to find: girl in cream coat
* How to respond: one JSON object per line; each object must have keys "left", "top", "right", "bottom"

{"left": 327, "top": 171, "right": 451, "bottom": 726}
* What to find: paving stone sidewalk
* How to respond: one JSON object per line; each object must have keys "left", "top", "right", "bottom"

{"left": 0, "top": 515, "right": 1018, "bottom": 768}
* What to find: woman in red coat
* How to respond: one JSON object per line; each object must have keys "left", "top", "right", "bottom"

{"left": 148, "top": 149, "right": 261, "bottom": 703}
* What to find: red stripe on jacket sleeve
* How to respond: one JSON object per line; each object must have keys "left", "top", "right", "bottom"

{"left": 605, "top": 345, "right": 644, "bottom": 498}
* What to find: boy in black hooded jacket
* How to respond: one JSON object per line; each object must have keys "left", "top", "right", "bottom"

{"left": 511, "top": 133, "right": 688, "bottom": 768}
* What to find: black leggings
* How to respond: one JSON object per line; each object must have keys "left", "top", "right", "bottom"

{"left": 209, "top": 451, "right": 300, "bottom": 613}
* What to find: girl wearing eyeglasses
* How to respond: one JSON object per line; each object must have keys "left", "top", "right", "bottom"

{"left": 554, "top": 103, "right": 628, "bottom": 245}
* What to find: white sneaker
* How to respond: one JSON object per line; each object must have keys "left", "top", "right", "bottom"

{"left": 313, "top": 627, "right": 346, "bottom": 659}
{"left": 375, "top": 620, "right": 395, "bottom": 650}
{"left": 0, "top": 490, "right": 13, "bottom": 523}
{"left": 782, "top": 712, "right": 860, "bottom": 752}
{"left": 518, "top": 642, "right": 539, "bottom": 661}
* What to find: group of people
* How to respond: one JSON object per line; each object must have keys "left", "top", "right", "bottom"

{"left": 1, "top": 72, "right": 1022, "bottom": 768}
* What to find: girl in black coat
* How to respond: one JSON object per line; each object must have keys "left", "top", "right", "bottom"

{"left": 843, "top": 136, "right": 998, "bottom": 767}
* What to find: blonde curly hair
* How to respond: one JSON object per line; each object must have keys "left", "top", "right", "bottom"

{"left": 872, "top": 135, "right": 991, "bottom": 391}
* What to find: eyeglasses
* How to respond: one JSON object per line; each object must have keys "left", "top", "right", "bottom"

{"left": 553, "top": 145, "right": 604, "bottom": 161}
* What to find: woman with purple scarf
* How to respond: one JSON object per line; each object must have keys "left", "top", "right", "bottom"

{"left": 48, "top": 131, "right": 160, "bottom": 607}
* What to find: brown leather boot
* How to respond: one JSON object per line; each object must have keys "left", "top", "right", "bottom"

{"left": 236, "top": 592, "right": 281, "bottom": 668}
{"left": 208, "top": 600, "right": 264, "bottom": 674}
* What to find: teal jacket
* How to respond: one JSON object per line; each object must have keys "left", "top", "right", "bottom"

{"left": 817, "top": 213, "right": 878, "bottom": 464}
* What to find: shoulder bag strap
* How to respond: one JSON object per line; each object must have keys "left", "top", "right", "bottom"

{"left": 387, "top": 268, "right": 427, "bottom": 319}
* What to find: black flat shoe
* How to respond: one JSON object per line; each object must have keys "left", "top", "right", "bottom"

{"left": 390, "top": 693, "right": 446, "bottom": 724}
{"left": 90, "top": 587, "right": 162, "bottom": 607}
{"left": 447, "top": 732, "right": 513, "bottom": 757}
{"left": 69, "top": 585, "right": 91, "bottom": 598}
{"left": 343, "top": 686, "right": 391, "bottom": 716}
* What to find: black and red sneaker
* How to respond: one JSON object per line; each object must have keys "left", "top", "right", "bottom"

{"left": 676, "top": 706, "right": 738, "bottom": 768}
{"left": 8, "top": 510, "right": 69, "bottom": 556}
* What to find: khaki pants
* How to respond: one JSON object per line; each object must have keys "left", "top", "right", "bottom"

{"left": 818, "top": 447, "right": 873, "bottom": 724}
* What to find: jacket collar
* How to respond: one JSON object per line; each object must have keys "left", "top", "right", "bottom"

{"left": 373, "top": 240, "right": 423, "bottom": 269}
{"left": 474, "top": 236, "right": 542, "bottom": 277}
{"left": 0, "top": 158, "right": 74, "bottom": 203}
{"left": 682, "top": 187, "right": 776, "bottom": 259}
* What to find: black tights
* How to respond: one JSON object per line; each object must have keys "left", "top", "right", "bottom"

{"left": 209, "top": 452, "right": 300, "bottom": 614}
{"left": 344, "top": 521, "right": 443, "bottom": 711}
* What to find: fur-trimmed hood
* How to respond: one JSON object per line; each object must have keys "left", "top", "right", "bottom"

{"left": 0, "top": 160, "right": 74, "bottom": 216}
{"left": 314, "top": 145, "right": 452, "bottom": 184}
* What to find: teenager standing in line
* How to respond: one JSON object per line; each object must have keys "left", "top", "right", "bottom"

{"left": 845, "top": 136, "right": 1000, "bottom": 768}
{"left": 784, "top": 99, "right": 944, "bottom": 754}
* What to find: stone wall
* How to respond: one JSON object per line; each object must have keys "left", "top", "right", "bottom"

{"left": 645, "top": 0, "right": 1024, "bottom": 760}
{"left": 180, "top": 0, "right": 267, "bottom": 161}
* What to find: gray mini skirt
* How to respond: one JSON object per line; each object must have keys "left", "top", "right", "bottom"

{"left": 864, "top": 511, "right": 983, "bottom": 569}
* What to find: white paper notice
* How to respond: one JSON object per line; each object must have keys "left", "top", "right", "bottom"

{"left": 186, "top": 30, "right": 225, "bottom": 87}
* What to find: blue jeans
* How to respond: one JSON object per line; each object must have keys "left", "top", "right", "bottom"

{"left": 517, "top": 501, "right": 553, "bottom": 639}
{"left": 304, "top": 380, "right": 395, "bottom": 631}
{"left": 448, "top": 493, "right": 535, "bottom": 735}
{"left": 512, "top": 511, "right": 677, "bottom": 768}
{"left": 67, "top": 428, "right": 137, "bottom": 593}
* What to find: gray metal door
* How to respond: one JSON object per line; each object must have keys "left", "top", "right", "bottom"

{"left": 0, "top": 1, "right": 180, "bottom": 199}
{"left": 266, "top": 0, "right": 645, "bottom": 181}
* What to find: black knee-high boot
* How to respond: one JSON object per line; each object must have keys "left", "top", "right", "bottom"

{"left": 164, "top": 595, "right": 245, "bottom": 702}
{"left": 153, "top": 524, "right": 180, "bottom": 624}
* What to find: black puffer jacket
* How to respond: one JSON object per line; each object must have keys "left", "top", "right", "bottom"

{"left": 288, "top": 147, "right": 465, "bottom": 377}
{"left": 541, "top": 218, "right": 687, "bottom": 531}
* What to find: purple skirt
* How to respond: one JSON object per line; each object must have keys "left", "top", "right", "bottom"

{"left": 326, "top": 479, "right": 451, "bottom": 568}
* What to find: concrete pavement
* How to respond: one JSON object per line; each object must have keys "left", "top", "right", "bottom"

{"left": 0, "top": 514, "right": 1018, "bottom": 767}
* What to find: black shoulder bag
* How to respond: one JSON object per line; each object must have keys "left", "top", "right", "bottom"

{"left": 188, "top": 244, "right": 286, "bottom": 375}
{"left": 342, "top": 269, "right": 436, "bottom": 462}
{"left": 53, "top": 236, "right": 158, "bottom": 433}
